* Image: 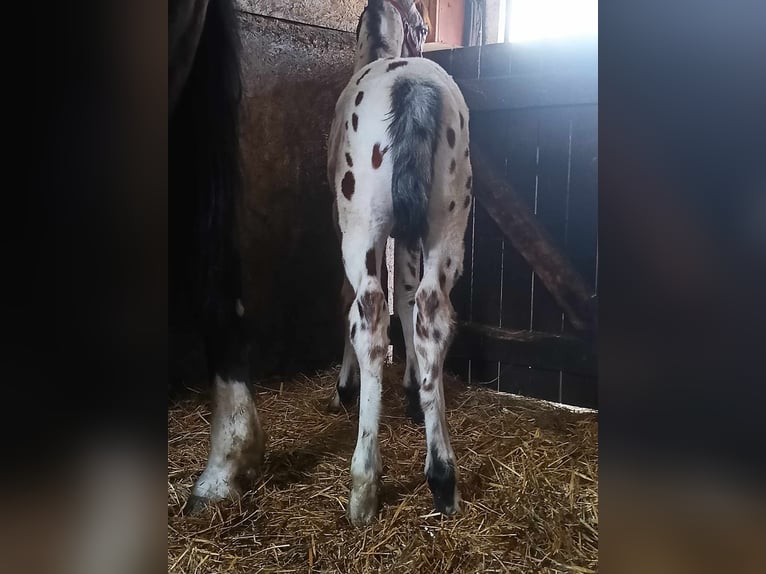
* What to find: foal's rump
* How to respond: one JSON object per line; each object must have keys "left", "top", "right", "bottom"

{"left": 329, "top": 56, "right": 469, "bottom": 247}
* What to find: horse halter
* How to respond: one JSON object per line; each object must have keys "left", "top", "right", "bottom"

{"left": 385, "top": 0, "right": 428, "bottom": 57}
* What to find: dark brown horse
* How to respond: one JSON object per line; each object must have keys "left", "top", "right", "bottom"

{"left": 169, "top": 0, "right": 264, "bottom": 514}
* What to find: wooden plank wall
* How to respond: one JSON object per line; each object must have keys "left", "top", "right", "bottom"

{"left": 424, "top": 39, "right": 598, "bottom": 408}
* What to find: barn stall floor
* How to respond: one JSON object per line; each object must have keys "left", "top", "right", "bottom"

{"left": 168, "top": 364, "right": 598, "bottom": 573}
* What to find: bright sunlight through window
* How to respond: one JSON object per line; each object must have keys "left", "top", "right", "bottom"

{"left": 498, "top": 0, "right": 598, "bottom": 43}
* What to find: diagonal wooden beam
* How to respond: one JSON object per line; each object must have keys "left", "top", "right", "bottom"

{"left": 471, "top": 145, "right": 597, "bottom": 332}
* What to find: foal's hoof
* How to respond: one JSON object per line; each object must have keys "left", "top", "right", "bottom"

{"left": 427, "top": 458, "right": 461, "bottom": 517}
{"left": 433, "top": 492, "right": 461, "bottom": 517}
{"left": 182, "top": 495, "right": 210, "bottom": 516}
{"left": 347, "top": 482, "right": 380, "bottom": 526}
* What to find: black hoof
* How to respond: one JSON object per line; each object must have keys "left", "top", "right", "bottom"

{"left": 404, "top": 387, "right": 424, "bottom": 425}
{"left": 182, "top": 495, "right": 210, "bottom": 516}
{"left": 432, "top": 493, "right": 459, "bottom": 516}
{"left": 427, "top": 451, "right": 459, "bottom": 516}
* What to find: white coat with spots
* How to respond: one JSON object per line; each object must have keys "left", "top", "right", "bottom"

{"left": 327, "top": 0, "right": 472, "bottom": 525}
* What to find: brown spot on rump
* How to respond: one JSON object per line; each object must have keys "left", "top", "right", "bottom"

{"left": 387, "top": 60, "right": 408, "bottom": 71}
{"left": 446, "top": 127, "right": 455, "bottom": 148}
{"left": 371, "top": 143, "right": 383, "bottom": 168}
{"left": 352, "top": 113, "right": 359, "bottom": 131}
{"left": 449, "top": 200, "right": 455, "bottom": 211}
{"left": 464, "top": 194, "right": 471, "bottom": 208}
{"left": 356, "top": 69, "right": 371, "bottom": 84}
{"left": 342, "top": 171, "right": 355, "bottom": 200}
{"left": 449, "top": 159, "right": 456, "bottom": 173}
{"left": 459, "top": 112, "right": 465, "bottom": 130}
{"left": 345, "top": 152, "right": 353, "bottom": 167}
{"left": 365, "top": 248, "right": 377, "bottom": 276}
{"left": 355, "top": 91, "right": 364, "bottom": 106}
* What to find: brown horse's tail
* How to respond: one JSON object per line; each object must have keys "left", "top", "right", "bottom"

{"left": 169, "top": 0, "right": 246, "bottom": 381}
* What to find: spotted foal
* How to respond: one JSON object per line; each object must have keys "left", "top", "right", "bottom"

{"left": 327, "top": 0, "right": 472, "bottom": 525}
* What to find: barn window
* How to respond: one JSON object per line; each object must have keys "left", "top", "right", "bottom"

{"left": 497, "top": 0, "right": 597, "bottom": 43}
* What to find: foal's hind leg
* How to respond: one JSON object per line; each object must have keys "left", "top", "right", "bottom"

{"left": 328, "top": 276, "right": 360, "bottom": 411}
{"left": 414, "top": 143, "right": 472, "bottom": 516}
{"left": 342, "top": 231, "right": 389, "bottom": 526}
{"left": 413, "top": 263, "right": 461, "bottom": 516}
{"left": 394, "top": 242, "right": 424, "bottom": 423}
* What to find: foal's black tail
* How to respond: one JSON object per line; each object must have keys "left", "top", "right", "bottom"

{"left": 387, "top": 77, "right": 442, "bottom": 248}
{"left": 169, "top": 0, "right": 246, "bottom": 382}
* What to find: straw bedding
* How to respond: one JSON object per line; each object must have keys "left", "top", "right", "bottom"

{"left": 168, "top": 363, "right": 598, "bottom": 573}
